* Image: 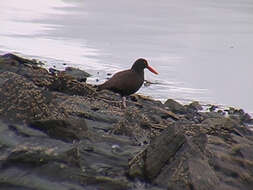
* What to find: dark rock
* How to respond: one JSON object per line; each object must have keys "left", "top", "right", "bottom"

{"left": 158, "top": 132, "right": 219, "bottom": 190}
{"left": 217, "top": 109, "right": 226, "bottom": 115}
{"left": 164, "top": 99, "right": 186, "bottom": 114}
{"left": 2, "top": 143, "right": 80, "bottom": 168}
{"left": 49, "top": 73, "right": 95, "bottom": 96}
{"left": 151, "top": 106, "right": 179, "bottom": 120}
{"left": 48, "top": 67, "right": 59, "bottom": 75}
{"left": 186, "top": 101, "right": 203, "bottom": 111}
{"left": 28, "top": 119, "right": 88, "bottom": 142}
{"left": 129, "top": 117, "right": 253, "bottom": 190}
{"left": 128, "top": 126, "right": 186, "bottom": 181}
{"left": 0, "top": 54, "right": 53, "bottom": 89}
{"left": 209, "top": 105, "right": 218, "bottom": 112}
{"left": 0, "top": 72, "right": 61, "bottom": 123}
{"left": 223, "top": 107, "right": 253, "bottom": 124}
{"left": 62, "top": 66, "right": 91, "bottom": 82}
{"left": 1, "top": 53, "right": 43, "bottom": 66}
{"left": 226, "top": 107, "right": 236, "bottom": 114}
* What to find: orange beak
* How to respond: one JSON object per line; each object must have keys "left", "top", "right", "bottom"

{"left": 147, "top": 65, "right": 158, "bottom": 75}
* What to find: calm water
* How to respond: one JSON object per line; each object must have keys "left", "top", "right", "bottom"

{"left": 1, "top": 0, "right": 253, "bottom": 115}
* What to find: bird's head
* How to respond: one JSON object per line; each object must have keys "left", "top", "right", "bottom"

{"left": 131, "top": 58, "right": 158, "bottom": 75}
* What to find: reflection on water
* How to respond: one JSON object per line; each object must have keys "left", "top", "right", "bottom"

{"left": 0, "top": 0, "right": 253, "bottom": 115}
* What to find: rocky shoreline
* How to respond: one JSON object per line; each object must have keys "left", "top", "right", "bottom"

{"left": 0, "top": 53, "right": 253, "bottom": 190}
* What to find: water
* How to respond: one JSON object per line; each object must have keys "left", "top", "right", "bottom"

{"left": 1, "top": 0, "right": 253, "bottom": 115}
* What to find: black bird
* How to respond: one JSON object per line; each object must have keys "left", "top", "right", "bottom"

{"left": 97, "top": 58, "right": 158, "bottom": 107}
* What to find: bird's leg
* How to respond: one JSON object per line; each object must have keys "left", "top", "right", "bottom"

{"left": 122, "top": 96, "right": 127, "bottom": 108}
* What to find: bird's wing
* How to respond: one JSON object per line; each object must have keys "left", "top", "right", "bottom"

{"left": 98, "top": 70, "right": 142, "bottom": 92}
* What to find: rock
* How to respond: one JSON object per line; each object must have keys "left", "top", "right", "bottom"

{"left": 2, "top": 142, "right": 80, "bottom": 168}
{"left": 164, "top": 99, "right": 186, "bottom": 114}
{"left": 1, "top": 53, "right": 43, "bottom": 66}
{"left": 0, "top": 54, "right": 53, "bottom": 89}
{"left": 62, "top": 67, "right": 91, "bottom": 82}
{"left": 209, "top": 105, "right": 218, "bottom": 112}
{"left": 226, "top": 108, "right": 253, "bottom": 124}
{"left": 186, "top": 101, "right": 203, "bottom": 111}
{"left": 226, "top": 107, "right": 236, "bottom": 114}
{"left": 128, "top": 126, "right": 186, "bottom": 181}
{"left": 0, "top": 71, "right": 62, "bottom": 123}
{"left": 48, "top": 67, "right": 59, "bottom": 75}
{"left": 152, "top": 106, "right": 180, "bottom": 120}
{"left": 159, "top": 133, "right": 219, "bottom": 190}
{"left": 129, "top": 117, "right": 253, "bottom": 190}
{"left": 1, "top": 53, "right": 253, "bottom": 190}
{"left": 49, "top": 72, "right": 95, "bottom": 96}
{"left": 28, "top": 119, "right": 88, "bottom": 142}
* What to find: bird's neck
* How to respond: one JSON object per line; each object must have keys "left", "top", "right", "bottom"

{"left": 131, "top": 67, "right": 144, "bottom": 76}
{"left": 131, "top": 65, "right": 144, "bottom": 75}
